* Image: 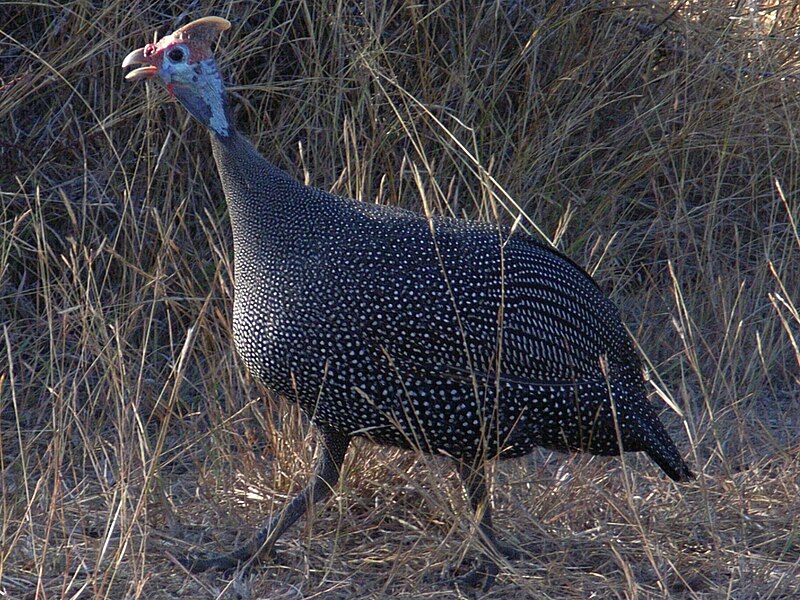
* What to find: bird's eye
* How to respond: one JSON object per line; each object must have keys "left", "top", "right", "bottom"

{"left": 168, "top": 48, "right": 185, "bottom": 62}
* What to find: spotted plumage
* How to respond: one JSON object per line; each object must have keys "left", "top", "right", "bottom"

{"left": 124, "top": 16, "right": 693, "bottom": 590}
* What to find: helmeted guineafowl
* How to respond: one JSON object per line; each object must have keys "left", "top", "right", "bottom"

{"left": 123, "top": 16, "right": 693, "bottom": 590}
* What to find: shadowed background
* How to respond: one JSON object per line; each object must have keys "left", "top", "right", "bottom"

{"left": 1, "top": 1, "right": 798, "bottom": 598}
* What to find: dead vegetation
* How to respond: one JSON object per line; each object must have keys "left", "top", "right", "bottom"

{"left": 1, "top": 1, "right": 799, "bottom": 598}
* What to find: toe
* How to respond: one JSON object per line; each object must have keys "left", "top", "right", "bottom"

{"left": 495, "top": 539, "right": 522, "bottom": 560}
{"left": 178, "top": 553, "right": 240, "bottom": 573}
{"left": 457, "top": 560, "right": 499, "bottom": 592}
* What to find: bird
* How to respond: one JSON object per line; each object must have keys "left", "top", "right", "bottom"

{"left": 123, "top": 16, "right": 693, "bottom": 590}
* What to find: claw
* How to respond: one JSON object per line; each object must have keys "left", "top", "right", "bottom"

{"left": 457, "top": 559, "right": 499, "bottom": 592}
{"left": 178, "top": 552, "right": 242, "bottom": 573}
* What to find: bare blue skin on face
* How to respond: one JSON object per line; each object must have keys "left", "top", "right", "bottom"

{"left": 160, "top": 47, "right": 230, "bottom": 137}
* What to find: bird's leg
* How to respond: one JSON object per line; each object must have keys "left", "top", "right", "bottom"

{"left": 180, "top": 428, "right": 350, "bottom": 573}
{"left": 455, "top": 460, "right": 520, "bottom": 591}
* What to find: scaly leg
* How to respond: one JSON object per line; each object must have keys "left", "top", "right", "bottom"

{"left": 456, "top": 461, "right": 520, "bottom": 591}
{"left": 180, "top": 428, "right": 351, "bottom": 572}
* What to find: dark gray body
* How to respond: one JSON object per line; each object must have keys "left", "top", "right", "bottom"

{"left": 214, "top": 132, "right": 691, "bottom": 480}
{"left": 125, "top": 20, "right": 691, "bottom": 585}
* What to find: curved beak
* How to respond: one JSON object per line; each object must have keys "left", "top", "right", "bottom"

{"left": 122, "top": 47, "right": 158, "bottom": 81}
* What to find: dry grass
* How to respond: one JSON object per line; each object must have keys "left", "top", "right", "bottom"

{"left": 2, "top": 0, "right": 799, "bottom": 598}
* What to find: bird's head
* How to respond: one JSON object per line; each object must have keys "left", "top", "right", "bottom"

{"left": 123, "top": 16, "right": 233, "bottom": 136}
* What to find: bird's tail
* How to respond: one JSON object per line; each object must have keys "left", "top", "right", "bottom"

{"left": 643, "top": 419, "right": 695, "bottom": 481}
{"left": 611, "top": 373, "right": 695, "bottom": 482}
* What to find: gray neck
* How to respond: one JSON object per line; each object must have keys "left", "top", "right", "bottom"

{"left": 209, "top": 129, "right": 315, "bottom": 277}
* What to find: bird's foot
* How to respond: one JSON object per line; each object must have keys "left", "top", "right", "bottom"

{"left": 453, "top": 539, "right": 521, "bottom": 591}
{"left": 178, "top": 547, "right": 274, "bottom": 574}
{"left": 456, "top": 559, "right": 499, "bottom": 592}
{"left": 178, "top": 552, "right": 243, "bottom": 573}
{"left": 495, "top": 539, "right": 522, "bottom": 560}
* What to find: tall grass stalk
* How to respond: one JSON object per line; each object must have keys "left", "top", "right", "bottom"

{"left": 1, "top": 1, "right": 798, "bottom": 597}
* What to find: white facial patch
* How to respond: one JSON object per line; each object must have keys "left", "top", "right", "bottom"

{"left": 195, "top": 59, "right": 229, "bottom": 136}
{"left": 169, "top": 56, "right": 230, "bottom": 137}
